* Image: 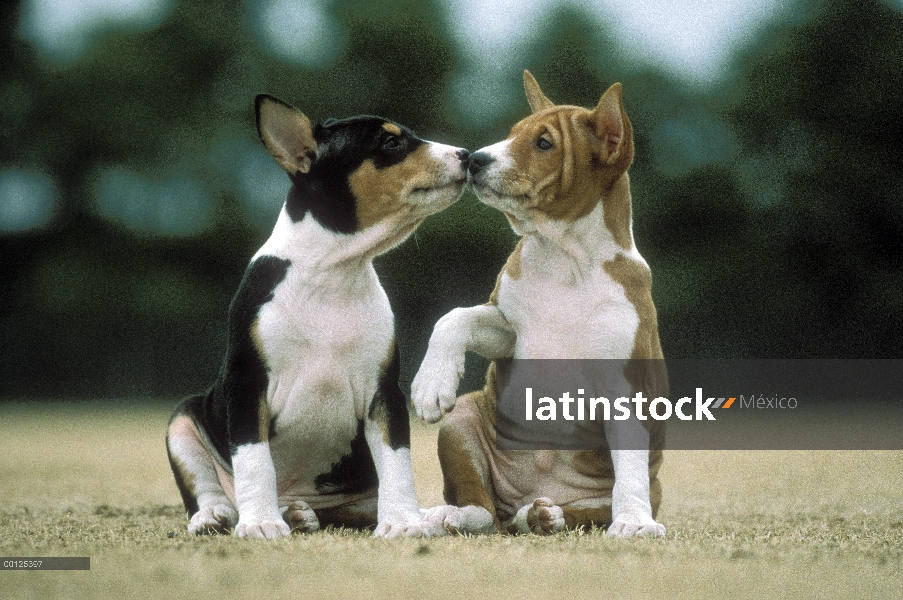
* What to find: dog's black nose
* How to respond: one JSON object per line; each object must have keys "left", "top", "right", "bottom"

{"left": 456, "top": 149, "right": 470, "bottom": 163}
{"left": 468, "top": 151, "right": 493, "bottom": 176}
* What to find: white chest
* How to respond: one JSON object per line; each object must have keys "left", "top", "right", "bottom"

{"left": 496, "top": 249, "right": 640, "bottom": 360}
{"left": 255, "top": 264, "right": 395, "bottom": 422}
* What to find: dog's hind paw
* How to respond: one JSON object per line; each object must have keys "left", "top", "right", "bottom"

{"left": 282, "top": 501, "right": 320, "bottom": 534}
{"left": 422, "top": 505, "right": 497, "bottom": 536}
{"left": 527, "top": 498, "right": 565, "bottom": 534}
{"left": 188, "top": 504, "right": 238, "bottom": 535}
{"left": 607, "top": 514, "right": 666, "bottom": 538}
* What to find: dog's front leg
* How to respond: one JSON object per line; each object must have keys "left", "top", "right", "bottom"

{"left": 603, "top": 419, "right": 666, "bottom": 538}
{"left": 231, "top": 441, "right": 290, "bottom": 538}
{"left": 364, "top": 419, "right": 427, "bottom": 538}
{"left": 412, "top": 305, "right": 515, "bottom": 422}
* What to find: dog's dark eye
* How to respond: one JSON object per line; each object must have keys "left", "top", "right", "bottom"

{"left": 382, "top": 135, "right": 401, "bottom": 151}
{"left": 536, "top": 137, "right": 553, "bottom": 151}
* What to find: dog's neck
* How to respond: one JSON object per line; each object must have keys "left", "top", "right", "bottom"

{"left": 254, "top": 206, "right": 417, "bottom": 283}
{"left": 524, "top": 173, "right": 636, "bottom": 272}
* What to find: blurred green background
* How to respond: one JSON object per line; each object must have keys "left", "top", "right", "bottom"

{"left": 1, "top": 0, "right": 901, "bottom": 399}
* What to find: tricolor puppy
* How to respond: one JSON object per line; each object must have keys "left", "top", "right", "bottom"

{"left": 413, "top": 71, "right": 665, "bottom": 537}
{"left": 167, "top": 95, "right": 468, "bottom": 538}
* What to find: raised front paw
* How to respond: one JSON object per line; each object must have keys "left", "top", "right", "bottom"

{"left": 411, "top": 350, "right": 463, "bottom": 423}
{"left": 607, "top": 513, "right": 666, "bottom": 538}
{"left": 422, "top": 505, "right": 497, "bottom": 536}
{"left": 188, "top": 504, "right": 238, "bottom": 535}
{"left": 282, "top": 501, "right": 320, "bottom": 534}
{"left": 234, "top": 515, "right": 291, "bottom": 539}
{"left": 526, "top": 498, "right": 565, "bottom": 535}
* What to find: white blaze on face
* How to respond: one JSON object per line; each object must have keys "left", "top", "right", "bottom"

{"left": 426, "top": 141, "right": 465, "bottom": 176}
{"left": 477, "top": 139, "right": 515, "bottom": 179}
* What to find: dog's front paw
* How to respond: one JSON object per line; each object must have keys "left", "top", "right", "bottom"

{"left": 234, "top": 515, "right": 291, "bottom": 539}
{"left": 411, "top": 350, "right": 463, "bottom": 423}
{"left": 607, "top": 513, "right": 666, "bottom": 538}
{"left": 282, "top": 501, "right": 320, "bottom": 534}
{"left": 422, "top": 505, "right": 497, "bottom": 536}
{"left": 188, "top": 504, "right": 238, "bottom": 535}
{"left": 373, "top": 511, "right": 433, "bottom": 538}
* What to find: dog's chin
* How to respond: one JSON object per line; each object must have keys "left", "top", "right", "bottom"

{"left": 409, "top": 179, "right": 466, "bottom": 215}
{"left": 471, "top": 183, "right": 536, "bottom": 234}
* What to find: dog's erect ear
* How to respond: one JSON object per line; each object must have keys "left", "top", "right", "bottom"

{"left": 523, "top": 70, "right": 554, "bottom": 113}
{"left": 256, "top": 95, "right": 317, "bottom": 175}
{"left": 589, "top": 83, "right": 626, "bottom": 165}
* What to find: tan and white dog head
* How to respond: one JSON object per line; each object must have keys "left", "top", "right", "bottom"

{"left": 468, "top": 71, "right": 634, "bottom": 244}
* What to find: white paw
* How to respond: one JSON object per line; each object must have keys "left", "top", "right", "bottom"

{"left": 188, "top": 504, "right": 238, "bottom": 535}
{"left": 411, "top": 348, "right": 463, "bottom": 423}
{"left": 282, "top": 501, "right": 320, "bottom": 534}
{"left": 607, "top": 513, "right": 666, "bottom": 538}
{"left": 526, "top": 498, "right": 565, "bottom": 535}
{"left": 373, "top": 511, "right": 433, "bottom": 538}
{"left": 422, "top": 505, "right": 496, "bottom": 536}
{"left": 234, "top": 514, "right": 291, "bottom": 539}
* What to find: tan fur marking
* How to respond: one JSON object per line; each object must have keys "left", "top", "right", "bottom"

{"left": 602, "top": 253, "right": 665, "bottom": 510}
{"left": 486, "top": 240, "right": 524, "bottom": 305}
{"left": 381, "top": 122, "right": 402, "bottom": 136}
{"left": 524, "top": 70, "right": 555, "bottom": 113}
{"left": 349, "top": 145, "right": 440, "bottom": 229}
{"left": 561, "top": 505, "right": 613, "bottom": 529}
{"left": 258, "top": 394, "right": 269, "bottom": 442}
{"left": 602, "top": 175, "right": 634, "bottom": 250}
{"left": 249, "top": 320, "right": 271, "bottom": 442}
{"left": 437, "top": 392, "right": 501, "bottom": 530}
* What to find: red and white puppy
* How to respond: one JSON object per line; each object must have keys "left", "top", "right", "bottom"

{"left": 413, "top": 72, "right": 666, "bottom": 537}
{"left": 167, "top": 96, "right": 468, "bottom": 538}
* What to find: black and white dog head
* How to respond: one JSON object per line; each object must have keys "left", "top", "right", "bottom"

{"left": 256, "top": 95, "right": 468, "bottom": 251}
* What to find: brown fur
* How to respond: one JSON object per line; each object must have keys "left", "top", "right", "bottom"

{"left": 349, "top": 144, "right": 442, "bottom": 230}
{"left": 491, "top": 82, "right": 634, "bottom": 227}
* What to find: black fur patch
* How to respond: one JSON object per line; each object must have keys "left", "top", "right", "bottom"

{"left": 284, "top": 116, "right": 425, "bottom": 234}
{"left": 182, "top": 255, "right": 291, "bottom": 463}
{"left": 314, "top": 420, "right": 378, "bottom": 494}
{"left": 368, "top": 343, "right": 411, "bottom": 451}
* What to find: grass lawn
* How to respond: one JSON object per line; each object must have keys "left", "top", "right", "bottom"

{"left": 1, "top": 399, "right": 901, "bottom": 599}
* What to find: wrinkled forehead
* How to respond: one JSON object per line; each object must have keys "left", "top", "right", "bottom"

{"left": 509, "top": 105, "right": 591, "bottom": 138}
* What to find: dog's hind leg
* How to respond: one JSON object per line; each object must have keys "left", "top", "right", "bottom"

{"left": 424, "top": 392, "right": 500, "bottom": 535}
{"left": 166, "top": 401, "right": 237, "bottom": 535}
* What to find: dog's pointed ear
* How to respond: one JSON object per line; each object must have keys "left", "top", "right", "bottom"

{"left": 256, "top": 94, "right": 317, "bottom": 175}
{"left": 523, "top": 70, "right": 554, "bottom": 113}
{"left": 589, "top": 83, "right": 627, "bottom": 165}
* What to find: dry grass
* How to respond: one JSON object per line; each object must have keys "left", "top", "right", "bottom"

{"left": 1, "top": 399, "right": 901, "bottom": 599}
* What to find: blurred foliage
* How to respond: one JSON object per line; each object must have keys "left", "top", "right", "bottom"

{"left": 1, "top": 0, "right": 901, "bottom": 398}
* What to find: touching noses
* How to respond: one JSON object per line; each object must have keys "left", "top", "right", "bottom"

{"left": 467, "top": 151, "right": 494, "bottom": 176}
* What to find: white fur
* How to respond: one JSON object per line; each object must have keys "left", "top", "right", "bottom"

{"left": 364, "top": 420, "right": 432, "bottom": 538}
{"left": 232, "top": 442, "right": 290, "bottom": 538}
